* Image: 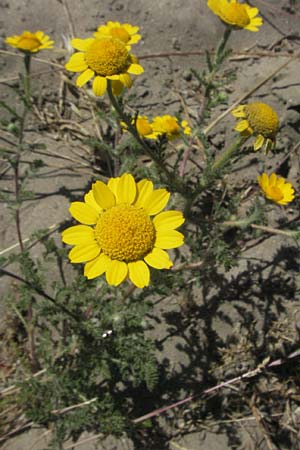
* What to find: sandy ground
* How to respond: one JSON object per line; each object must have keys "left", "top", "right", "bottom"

{"left": 1, "top": 0, "right": 300, "bottom": 449}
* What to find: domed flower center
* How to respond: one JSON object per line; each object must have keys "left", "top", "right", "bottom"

{"left": 18, "top": 35, "right": 41, "bottom": 51}
{"left": 267, "top": 186, "right": 283, "bottom": 202}
{"left": 85, "top": 37, "right": 130, "bottom": 76}
{"left": 95, "top": 204, "right": 156, "bottom": 262}
{"left": 245, "top": 103, "right": 279, "bottom": 138}
{"left": 220, "top": 4, "right": 250, "bottom": 27}
{"left": 109, "top": 27, "right": 131, "bottom": 44}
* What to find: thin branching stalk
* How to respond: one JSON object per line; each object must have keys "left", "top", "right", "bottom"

{"left": 106, "top": 80, "right": 186, "bottom": 194}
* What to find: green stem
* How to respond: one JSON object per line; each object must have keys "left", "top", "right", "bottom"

{"left": 183, "top": 136, "right": 248, "bottom": 218}
{"left": 215, "top": 27, "right": 231, "bottom": 66}
{"left": 211, "top": 136, "right": 247, "bottom": 172}
{"left": 106, "top": 80, "right": 186, "bottom": 194}
{"left": 23, "top": 53, "right": 31, "bottom": 107}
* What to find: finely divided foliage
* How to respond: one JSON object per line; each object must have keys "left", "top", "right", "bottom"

{"left": 2, "top": 6, "right": 300, "bottom": 449}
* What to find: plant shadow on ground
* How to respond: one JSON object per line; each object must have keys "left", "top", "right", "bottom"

{"left": 125, "top": 243, "right": 300, "bottom": 449}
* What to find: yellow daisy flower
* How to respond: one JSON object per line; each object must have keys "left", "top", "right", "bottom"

{"left": 5, "top": 30, "right": 54, "bottom": 53}
{"left": 65, "top": 36, "right": 144, "bottom": 96}
{"left": 207, "top": 0, "right": 263, "bottom": 32}
{"left": 121, "top": 115, "right": 160, "bottom": 139}
{"left": 94, "top": 21, "right": 141, "bottom": 48}
{"left": 232, "top": 102, "right": 279, "bottom": 152}
{"left": 257, "top": 173, "right": 295, "bottom": 205}
{"left": 151, "top": 115, "right": 191, "bottom": 140}
{"left": 62, "top": 173, "right": 185, "bottom": 288}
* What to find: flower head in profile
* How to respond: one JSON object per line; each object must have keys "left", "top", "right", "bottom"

{"left": 121, "top": 115, "right": 160, "bottom": 139}
{"left": 5, "top": 31, "right": 54, "bottom": 53}
{"left": 207, "top": 0, "right": 263, "bottom": 32}
{"left": 257, "top": 173, "right": 294, "bottom": 205}
{"left": 65, "top": 36, "right": 144, "bottom": 96}
{"left": 232, "top": 102, "right": 279, "bottom": 152}
{"left": 152, "top": 115, "right": 191, "bottom": 140}
{"left": 62, "top": 173, "right": 185, "bottom": 288}
{"left": 94, "top": 21, "right": 141, "bottom": 48}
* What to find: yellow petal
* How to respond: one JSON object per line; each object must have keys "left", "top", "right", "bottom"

{"left": 231, "top": 105, "right": 246, "bottom": 118}
{"left": 235, "top": 119, "right": 250, "bottom": 133}
{"left": 130, "top": 34, "right": 141, "bottom": 43}
{"left": 106, "top": 260, "right": 128, "bottom": 286}
{"left": 93, "top": 76, "right": 107, "bottom": 96}
{"left": 107, "top": 177, "right": 120, "bottom": 196}
{"left": 245, "top": 5, "right": 259, "bottom": 18}
{"left": 71, "top": 38, "right": 94, "bottom": 51}
{"left": 119, "top": 73, "right": 132, "bottom": 88}
{"left": 143, "top": 189, "right": 170, "bottom": 215}
{"left": 116, "top": 173, "right": 136, "bottom": 204}
{"left": 62, "top": 225, "right": 95, "bottom": 245}
{"left": 69, "top": 201, "right": 99, "bottom": 224}
{"left": 69, "top": 243, "right": 100, "bottom": 263}
{"left": 76, "top": 68, "right": 94, "bottom": 87}
{"left": 65, "top": 52, "right": 87, "bottom": 72}
{"left": 269, "top": 173, "right": 277, "bottom": 186}
{"left": 35, "top": 31, "right": 45, "bottom": 40}
{"left": 155, "top": 230, "right": 184, "bottom": 249}
{"left": 128, "top": 261, "right": 150, "bottom": 288}
{"left": 153, "top": 210, "right": 185, "bottom": 232}
{"left": 111, "top": 80, "right": 124, "bottom": 96}
{"left": 84, "top": 189, "right": 102, "bottom": 213}
{"left": 144, "top": 248, "right": 173, "bottom": 269}
{"left": 84, "top": 253, "right": 111, "bottom": 279}
{"left": 127, "top": 63, "right": 144, "bottom": 75}
{"left": 92, "top": 180, "right": 116, "bottom": 210}
{"left": 135, "top": 179, "right": 153, "bottom": 207}
{"left": 257, "top": 173, "right": 268, "bottom": 190}
{"left": 253, "top": 134, "right": 264, "bottom": 151}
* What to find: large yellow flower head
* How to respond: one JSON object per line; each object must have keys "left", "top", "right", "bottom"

{"left": 232, "top": 102, "right": 279, "bottom": 152}
{"left": 151, "top": 115, "right": 191, "bottom": 140}
{"left": 257, "top": 173, "right": 295, "bottom": 205}
{"left": 207, "top": 0, "right": 263, "bottom": 32}
{"left": 94, "top": 21, "right": 141, "bottom": 48}
{"left": 65, "top": 36, "right": 144, "bottom": 96}
{"left": 62, "top": 173, "right": 185, "bottom": 288}
{"left": 5, "top": 31, "right": 54, "bottom": 53}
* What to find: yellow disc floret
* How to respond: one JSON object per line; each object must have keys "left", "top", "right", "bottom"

{"left": 85, "top": 37, "right": 130, "bottom": 76}
{"left": 95, "top": 204, "right": 156, "bottom": 262}
{"left": 245, "top": 103, "right": 279, "bottom": 138}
